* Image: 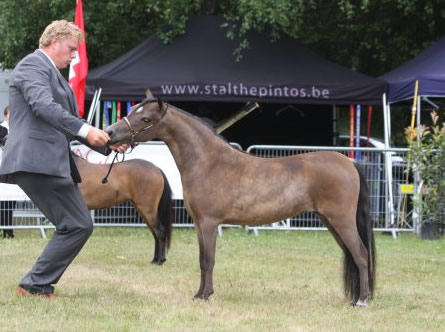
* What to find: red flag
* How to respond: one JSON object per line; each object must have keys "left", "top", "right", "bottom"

{"left": 69, "top": 0, "right": 88, "bottom": 117}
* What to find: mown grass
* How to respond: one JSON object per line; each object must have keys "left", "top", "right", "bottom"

{"left": 0, "top": 228, "right": 444, "bottom": 332}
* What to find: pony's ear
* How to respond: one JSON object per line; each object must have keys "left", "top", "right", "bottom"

{"left": 157, "top": 98, "right": 163, "bottom": 110}
{"left": 145, "top": 89, "right": 153, "bottom": 99}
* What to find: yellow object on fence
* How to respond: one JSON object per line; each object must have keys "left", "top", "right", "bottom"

{"left": 400, "top": 80, "right": 419, "bottom": 225}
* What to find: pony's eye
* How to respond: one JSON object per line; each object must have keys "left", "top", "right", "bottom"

{"left": 142, "top": 118, "right": 151, "bottom": 123}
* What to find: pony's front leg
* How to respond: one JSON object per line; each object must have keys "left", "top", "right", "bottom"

{"left": 193, "top": 221, "right": 218, "bottom": 300}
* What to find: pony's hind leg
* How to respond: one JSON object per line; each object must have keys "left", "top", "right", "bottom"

{"left": 135, "top": 203, "right": 166, "bottom": 264}
{"left": 321, "top": 215, "right": 363, "bottom": 305}
{"left": 335, "top": 223, "right": 370, "bottom": 306}
{"left": 149, "top": 228, "right": 166, "bottom": 265}
{"left": 193, "top": 220, "right": 218, "bottom": 300}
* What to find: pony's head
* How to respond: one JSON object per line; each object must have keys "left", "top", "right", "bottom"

{"left": 106, "top": 90, "right": 166, "bottom": 145}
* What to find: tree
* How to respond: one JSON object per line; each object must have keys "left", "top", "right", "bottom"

{"left": 1, "top": 0, "right": 444, "bottom": 76}
{"left": 0, "top": 0, "right": 201, "bottom": 69}
{"left": 223, "top": 0, "right": 445, "bottom": 76}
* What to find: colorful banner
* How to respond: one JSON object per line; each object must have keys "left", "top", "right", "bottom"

{"left": 127, "top": 101, "right": 133, "bottom": 115}
{"left": 102, "top": 101, "right": 110, "bottom": 128}
{"left": 117, "top": 101, "right": 121, "bottom": 120}
{"left": 111, "top": 101, "right": 117, "bottom": 123}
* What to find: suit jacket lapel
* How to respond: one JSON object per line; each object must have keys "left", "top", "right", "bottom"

{"left": 35, "top": 50, "right": 78, "bottom": 116}
{"left": 54, "top": 69, "right": 78, "bottom": 116}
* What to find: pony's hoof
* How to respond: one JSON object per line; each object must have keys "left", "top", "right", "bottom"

{"left": 193, "top": 291, "right": 213, "bottom": 301}
{"left": 353, "top": 299, "right": 368, "bottom": 307}
{"left": 151, "top": 258, "right": 166, "bottom": 265}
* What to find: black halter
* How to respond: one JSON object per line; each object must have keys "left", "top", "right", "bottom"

{"left": 122, "top": 116, "right": 153, "bottom": 146}
{"left": 102, "top": 98, "right": 167, "bottom": 184}
{"left": 122, "top": 98, "right": 167, "bottom": 146}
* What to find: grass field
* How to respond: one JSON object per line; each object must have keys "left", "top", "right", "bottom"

{"left": 0, "top": 228, "right": 444, "bottom": 331}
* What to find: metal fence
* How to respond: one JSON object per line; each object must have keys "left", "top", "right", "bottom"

{"left": 245, "top": 145, "right": 411, "bottom": 234}
{"left": 0, "top": 145, "right": 414, "bottom": 237}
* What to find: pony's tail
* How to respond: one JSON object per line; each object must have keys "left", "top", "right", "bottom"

{"left": 157, "top": 170, "right": 173, "bottom": 249}
{"left": 344, "top": 164, "right": 376, "bottom": 301}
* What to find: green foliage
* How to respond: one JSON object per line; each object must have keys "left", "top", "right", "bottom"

{"left": 0, "top": 0, "right": 202, "bottom": 69}
{"left": 406, "top": 111, "right": 445, "bottom": 224}
{"left": 224, "top": 0, "right": 445, "bottom": 75}
{"left": 0, "top": 0, "right": 72, "bottom": 69}
{"left": 1, "top": 0, "right": 445, "bottom": 75}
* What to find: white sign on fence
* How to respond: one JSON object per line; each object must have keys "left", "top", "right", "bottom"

{"left": 0, "top": 141, "right": 183, "bottom": 201}
{"left": 71, "top": 141, "right": 183, "bottom": 199}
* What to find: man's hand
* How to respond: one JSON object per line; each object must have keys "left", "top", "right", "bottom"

{"left": 109, "top": 143, "right": 130, "bottom": 153}
{"left": 85, "top": 127, "right": 130, "bottom": 153}
{"left": 86, "top": 127, "right": 110, "bottom": 147}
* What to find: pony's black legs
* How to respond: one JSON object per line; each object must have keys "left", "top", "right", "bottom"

{"left": 322, "top": 215, "right": 369, "bottom": 304}
{"left": 138, "top": 203, "right": 167, "bottom": 265}
{"left": 336, "top": 224, "right": 370, "bottom": 305}
{"left": 149, "top": 228, "right": 166, "bottom": 265}
{"left": 194, "top": 221, "right": 218, "bottom": 300}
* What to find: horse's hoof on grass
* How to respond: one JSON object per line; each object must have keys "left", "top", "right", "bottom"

{"left": 353, "top": 299, "right": 368, "bottom": 307}
{"left": 193, "top": 293, "right": 212, "bottom": 301}
{"left": 151, "top": 258, "right": 166, "bottom": 265}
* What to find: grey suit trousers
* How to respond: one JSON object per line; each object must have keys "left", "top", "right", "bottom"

{"left": 12, "top": 172, "right": 93, "bottom": 292}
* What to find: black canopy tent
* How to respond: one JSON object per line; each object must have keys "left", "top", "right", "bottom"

{"left": 86, "top": 16, "right": 386, "bottom": 147}
{"left": 87, "top": 16, "right": 386, "bottom": 105}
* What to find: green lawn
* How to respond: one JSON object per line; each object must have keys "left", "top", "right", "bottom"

{"left": 0, "top": 228, "right": 444, "bottom": 331}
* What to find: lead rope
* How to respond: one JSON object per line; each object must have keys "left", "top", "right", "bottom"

{"left": 102, "top": 152, "right": 125, "bottom": 184}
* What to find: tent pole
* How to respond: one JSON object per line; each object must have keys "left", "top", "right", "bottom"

{"left": 349, "top": 104, "right": 355, "bottom": 159}
{"left": 87, "top": 88, "right": 102, "bottom": 126}
{"left": 87, "top": 89, "right": 98, "bottom": 124}
{"left": 355, "top": 105, "right": 361, "bottom": 160}
{"left": 94, "top": 89, "right": 102, "bottom": 128}
{"left": 383, "top": 93, "right": 395, "bottom": 234}
{"left": 423, "top": 97, "right": 439, "bottom": 109}
{"left": 413, "top": 95, "right": 422, "bottom": 234}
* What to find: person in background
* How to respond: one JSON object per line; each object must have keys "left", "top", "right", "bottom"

{"left": 0, "top": 106, "right": 15, "bottom": 238}
{"left": 0, "top": 20, "right": 129, "bottom": 298}
{"left": 0, "top": 106, "right": 8, "bottom": 144}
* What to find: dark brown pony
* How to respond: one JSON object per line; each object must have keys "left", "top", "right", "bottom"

{"left": 73, "top": 153, "right": 173, "bottom": 265}
{"left": 105, "top": 90, "right": 376, "bottom": 306}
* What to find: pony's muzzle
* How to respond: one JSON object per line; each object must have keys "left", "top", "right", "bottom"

{"left": 104, "top": 127, "right": 122, "bottom": 145}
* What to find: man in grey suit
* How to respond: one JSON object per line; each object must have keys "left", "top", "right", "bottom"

{"left": 0, "top": 20, "right": 128, "bottom": 298}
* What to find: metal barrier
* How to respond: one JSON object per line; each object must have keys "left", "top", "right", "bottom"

{"left": 245, "top": 145, "right": 411, "bottom": 233}
{"left": 0, "top": 144, "right": 413, "bottom": 236}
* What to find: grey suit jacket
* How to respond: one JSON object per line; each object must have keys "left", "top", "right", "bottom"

{"left": 0, "top": 49, "right": 106, "bottom": 183}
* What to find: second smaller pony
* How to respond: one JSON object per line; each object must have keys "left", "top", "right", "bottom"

{"left": 73, "top": 152, "right": 173, "bottom": 265}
